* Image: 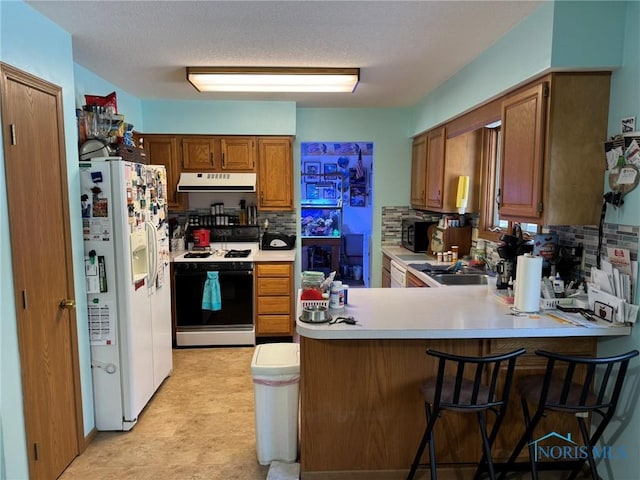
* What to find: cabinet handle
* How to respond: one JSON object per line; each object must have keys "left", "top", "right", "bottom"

{"left": 210, "top": 152, "right": 214, "bottom": 167}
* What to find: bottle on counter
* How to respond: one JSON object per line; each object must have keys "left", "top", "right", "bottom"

{"left": 329, "top": 281, "right": 344, "bottom": 309}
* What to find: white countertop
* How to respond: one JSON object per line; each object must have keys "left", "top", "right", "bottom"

{"left": 253, "top": 249, "right": 296, "bottom": 262}
{"left": 296, "top": 286, "right": 632, "bottom": 340}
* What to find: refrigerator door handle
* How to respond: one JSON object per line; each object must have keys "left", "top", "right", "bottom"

{"left": 146, "top": 220, "right": 158, "bottom": 287}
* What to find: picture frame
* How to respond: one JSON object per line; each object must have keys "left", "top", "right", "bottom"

{"left": 322, "top": 185, "right": 337, "bottom": 199}
{"left": 303, "top": 161, "right": 321, "bottom": 182}
{"left": 323, "top": 163, "right": 338, "bottom": 179}
{"left": 349, "top": 167, "right": 366, "bottom": 185}
{"left": 349, "top": 185, "right": 366, "bottom": 207}
{"left": 305, "top": 182, "right": 319, "bottom": 200}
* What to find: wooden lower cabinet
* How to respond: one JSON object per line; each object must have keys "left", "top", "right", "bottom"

{"left": 407, "top": 270, "right": 428, "bottom": 287}
{"left": 299, "top": 336, "right": 597, "bottom": 477}
{"left": 255, "top": 262, "right": 294, "bottom": 336}
{"left": 382, "top": 254, "right": 391, "bottom": 288}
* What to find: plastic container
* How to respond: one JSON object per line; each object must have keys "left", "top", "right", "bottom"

{"left": 251, "top": 343, "right": 300, "bottom": 465}
{"left": 329, "top": 281, "right": 344, "bottom": 309}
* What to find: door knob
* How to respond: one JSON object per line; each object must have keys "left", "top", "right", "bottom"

{"left": 59, "top": 299, "right": 76, "bottom": 309}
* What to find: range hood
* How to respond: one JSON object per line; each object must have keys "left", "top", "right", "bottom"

{"left": 177, "top": 172, "right": 257, "bottom": 192}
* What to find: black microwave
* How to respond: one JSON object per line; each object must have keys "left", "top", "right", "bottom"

{"left": 401, "top": 219, "right": 438, "bottom": 252}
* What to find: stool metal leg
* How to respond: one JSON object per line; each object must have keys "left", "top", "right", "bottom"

{"left": 407, "top": 403, "right": 439, "bottom": 480}
{"left": 566, "top": 416, "right": 598, "bottom": 480}
{"left": 477, "top": 411, "right": 496, "bottom": 480}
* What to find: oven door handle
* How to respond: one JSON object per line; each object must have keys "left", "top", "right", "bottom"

{"left": 175, "top": 270, "right": 253, "bottom": 277}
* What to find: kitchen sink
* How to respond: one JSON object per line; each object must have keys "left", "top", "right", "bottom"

{"left": 395, "top": 253, "right": 430, "bottom": 262}
{"left": 428, "top": 273, "right": 489, "bottom": 286}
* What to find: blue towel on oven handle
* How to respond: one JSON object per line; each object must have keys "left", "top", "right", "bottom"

{"left": 202, "top": 271, "right": 222, "bottom": 311}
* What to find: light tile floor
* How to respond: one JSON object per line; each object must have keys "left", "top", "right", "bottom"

{"left": 60, "top": 347, "right": 269, "bottom": 480}
{"left": 59, "top": 347, "right": 593, "bottom": 480}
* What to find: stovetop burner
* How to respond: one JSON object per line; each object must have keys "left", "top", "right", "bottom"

{"left": 183, "top": 251, "right": 212, "bottom": 259}
{"left": 224, "top": 249, "right": 252, "bottom": 258}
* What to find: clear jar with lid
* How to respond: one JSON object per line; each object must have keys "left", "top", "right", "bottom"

{"left": 301, "top": 271, "right": 326, "bottom": 300}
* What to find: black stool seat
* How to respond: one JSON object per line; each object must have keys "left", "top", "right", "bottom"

{"left": 407, "top": 347, "right": 526, "bottom": 480}
{"left": 421, "top": 377, "right": 493, "bottom": 411}
{"left": 501, "top": 349, "right": 639, "bottom": 480}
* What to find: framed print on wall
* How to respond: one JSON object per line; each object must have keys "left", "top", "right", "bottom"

{"left": 323, "top": 163, "right": 338, "bottom": 179}
{"left": 303, "top": 161, "right": 321, "bottom": 182}
{"left": 306, "top": 182, "right": 319, "bottom": 200}
{"left": 350, "top": 185, "right": 366, "bottom": 206}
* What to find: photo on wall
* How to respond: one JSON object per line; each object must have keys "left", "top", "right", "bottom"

{"left": 350, "top": 185, "right": 366, "bottom": 207}
{"left": 303, "top": 161, "right": 321, "bottom": 182}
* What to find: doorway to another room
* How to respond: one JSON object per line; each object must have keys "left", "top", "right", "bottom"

{"left": 300, "top": 142, "right": 372, "bottom": 287}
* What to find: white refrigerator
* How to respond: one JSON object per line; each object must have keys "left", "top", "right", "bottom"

{"left": 80, "top": 157, "right": 173, "bottom": 431}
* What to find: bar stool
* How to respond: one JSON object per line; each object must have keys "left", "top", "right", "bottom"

{"left": 502, "top": 349, "right": 639, "bottom": 480}
{"left": 406, "top": 348, "right": 526, "bottom": 480}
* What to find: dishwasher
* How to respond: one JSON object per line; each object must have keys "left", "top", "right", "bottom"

{"left": 390, "top": 260, "right": 407, "bottom": 288}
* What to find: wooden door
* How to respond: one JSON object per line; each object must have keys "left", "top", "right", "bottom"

{"left": 221, "top": 136, "right": 256, "bottom": 171}
{"left": 181, "top": 136, "right": 219, "bottom": 171}
{"left": 410, "top": 133, "right": 427, "bottom": 208}
{"left": 425, "top": 126, "right": 446, "bottom": 210}
{"left": 257, "top": 137, "right": 293, "bottom": 210}
{"left": 145, "top": 134, "right": 186, "bottom": 210}
{"left": 499, "top": 82, "right": 547, "bottom": 221}
{"left": 0, "top": 63, "right": 83, "bottom": 479}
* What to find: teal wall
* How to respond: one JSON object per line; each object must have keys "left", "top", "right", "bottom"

{"left": 0, "top": 2, "right": 94, "bottom": 479}
{"left": 2, "top": 1, "right": 640, "bottom": 479}
{"left": 141, "top": 100, "right": 296, "bottom": 134}
{"left": 597, "top": 4, "right": 640, "bottom": 480}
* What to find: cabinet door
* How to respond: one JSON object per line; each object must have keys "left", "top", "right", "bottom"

{"left": 410, "top": 134, "right": 428, "bottom": 209}
{"left": 406, "top": 271, "right": 428, "bottom": 287}
{"left": 220, "top": 136, "right": 256, "bottom": 171}
{"left": 257, "top": 137, "right": 293, "bottom": 210}
{"left": 145, "top": 135, "right": 186, "bottom": 210}
{"left": 499, "top": 83, "right": 547, "bottom": 221}
{"left": 425, "top": 126, "right": 446, "bottom": 210}
{"left": 181, "top": 136, "right": 220, "bottom": 171}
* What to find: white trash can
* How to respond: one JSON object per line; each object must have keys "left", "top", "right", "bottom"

{"left": 251, "top": 342, "right": 300, "bottom": 465}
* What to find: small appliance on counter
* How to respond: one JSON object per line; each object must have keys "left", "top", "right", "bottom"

{"left": 262, "top": 232, "right": 296, "bottom": 250}
{"left": 495, "top": 224, "right": 533, "bottom": 289}
{"left": 401, "top": 218, "right": 438, "bottom": 252}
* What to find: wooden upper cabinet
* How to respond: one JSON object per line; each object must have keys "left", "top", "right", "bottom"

{"left": 181, "top": 136, "right": 220, "bottom": 171}
{"left": 499, "top": 83, "right": 547, "bottom": 220}
{"left": 181, "top": 136, "right": 256, "bottom": 172}
{"left": 220, "top": 136, "right": 256, "bottom": 171}
{"left": 498, "top": 72, "right": 611, "bottom": 225}
{"left": 145, "top": 134, "right": 187, "bottom": 210}
{"left": 257, "top": 137, "right": 293, "bottom": 211}
{"left": 410, "top": 133, "right": 428, "bottom": 209}
{"left": 425, "top": 126, "right": 446, "bottom": 210}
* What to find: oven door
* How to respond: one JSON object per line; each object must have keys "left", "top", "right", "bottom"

{"left": 174, "top": 268, "right": 254, "bottom": 330}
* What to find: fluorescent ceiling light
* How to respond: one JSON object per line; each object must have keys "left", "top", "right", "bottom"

{"left": 186, "top": 67, "right": 360, "bottom": 93}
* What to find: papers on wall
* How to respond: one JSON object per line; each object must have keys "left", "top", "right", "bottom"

{"left": 589, "top": 248, "right": 638, "bottom": 324}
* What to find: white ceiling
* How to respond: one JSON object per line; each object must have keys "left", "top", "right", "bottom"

{"left": 26, "top": 0, "right": 542, "bottom": 108}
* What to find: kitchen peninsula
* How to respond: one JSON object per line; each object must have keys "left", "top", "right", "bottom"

{"left": 296, "top": 287, "right": 632, "bottom": 479}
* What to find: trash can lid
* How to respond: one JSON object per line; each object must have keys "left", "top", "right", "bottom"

{"left": 251, "top": 343, "right": 300, "bottom": 376}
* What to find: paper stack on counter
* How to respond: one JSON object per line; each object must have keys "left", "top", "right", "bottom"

{"left": 589, "top": 249, "right": 638, "bottom": 324}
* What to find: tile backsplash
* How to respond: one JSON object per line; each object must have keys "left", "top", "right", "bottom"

{"left": 381, "top": 206, "right": 639, "bottom": 281}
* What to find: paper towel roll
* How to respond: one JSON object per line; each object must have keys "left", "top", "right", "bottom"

{"left": 514, "top": 254, "right": 543, "bottom": 313}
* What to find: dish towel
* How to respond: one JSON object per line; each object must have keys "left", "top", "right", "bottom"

{"left": 202, "top": 271, "right": 222, "bottom": 311}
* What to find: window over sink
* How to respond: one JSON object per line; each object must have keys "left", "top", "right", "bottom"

{"left": 478, "top": 123, "right": 538, "bottom": 242}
